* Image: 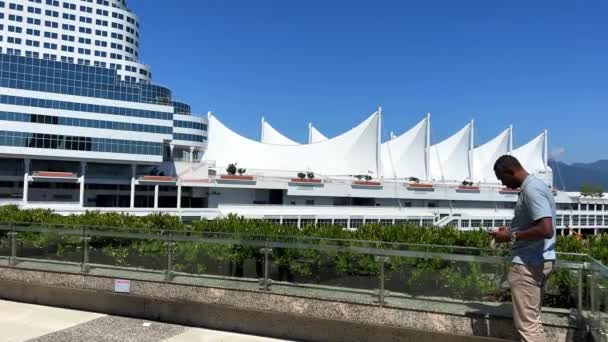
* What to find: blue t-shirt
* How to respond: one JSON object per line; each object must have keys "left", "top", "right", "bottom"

{"left": 510, "top": 175, "right": 557, "bottom": 265}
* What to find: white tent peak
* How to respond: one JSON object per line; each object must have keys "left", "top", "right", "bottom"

{"left": 381, "top": 115, "right": 430, "bottom": 180}
{"left": 472, "top": 127, "right": 511, "bottom": 183}
{"left": 308, "top": 123, "right": 329, "bottom": 144}
{"left": 430, "top": 122, "right": 473, "bottom": 182}
{"left": 260, "top": 117, "right": 300, "bottom": 145}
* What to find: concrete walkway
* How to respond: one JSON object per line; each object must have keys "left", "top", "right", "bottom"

{"left": 0, "top": 300, "right": 292, "bottom": 342}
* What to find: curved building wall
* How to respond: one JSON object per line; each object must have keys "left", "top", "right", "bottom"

{"left": 0, "top": 0, "right": 150, "bottom": 83}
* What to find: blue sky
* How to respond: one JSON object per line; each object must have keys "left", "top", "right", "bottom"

{"left": 130, "top": 0, "right": 607, "bottom": 163}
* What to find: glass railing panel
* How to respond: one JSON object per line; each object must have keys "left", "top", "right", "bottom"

{"left": 267, "top": 245, "right": 380, "bottom": 304}
{"left": 170, "top": 237, "right": 264, "bottom": 291}
{"left": 588, "top": 260, "right": 608, "bottom": 339}
{"left": 383, "top": 256, "right": 509, "bottom": 304}
{"left": 86, "top": 231, "right": 167, "bottom": 281}
{"left": 543, "top": 266, "right": 582, "bottom": 310}
{"left": 0, "top": 228, "right": 10, "bottom": 266}
{"left": 11, "top": 224, "right": 82, "bottom": 273}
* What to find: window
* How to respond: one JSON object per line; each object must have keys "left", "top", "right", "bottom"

{"left": 9, "top": 3, "right": 23, "bottom": 10}
{"left": 62, "top": 2, "right": 76, "bottom": 10}
{"left": 27, "top": 17, "right": 41, "bottom": 25}
{"left": 8, "top": 14, "right": 23, "bottom": 22}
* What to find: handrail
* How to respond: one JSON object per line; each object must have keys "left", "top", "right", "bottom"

{"left": 0, "top": 221, "right": 596, "bottom": 269}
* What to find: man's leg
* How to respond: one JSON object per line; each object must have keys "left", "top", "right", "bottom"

{"left": 508, "top": 264, "right": 546, "bottom": 342}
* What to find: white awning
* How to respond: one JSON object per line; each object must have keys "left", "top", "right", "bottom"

{"left": 205, "top": 112, "right": 381, "bottom": 177}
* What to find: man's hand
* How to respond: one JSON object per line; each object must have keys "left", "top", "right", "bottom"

{"left": 489, "top": 226, "right": 512, "bottom": 243}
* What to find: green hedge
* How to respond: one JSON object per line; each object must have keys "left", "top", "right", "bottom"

{"left": 0, "top": 205, "right": 604, "bottom": 306}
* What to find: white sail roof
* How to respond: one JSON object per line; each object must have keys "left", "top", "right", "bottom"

{"left": 380, "top": 116, "right": 428, "bottom": 179}
{"left": 512, "top": 131, "right": 547, "bottom": 175}
{"left": 260, "top": 118, "right": 299, "bottom": 145}
{"left": 429, "top": 123, "right": 473, "bottom": 182}
{"left": 308, "top": 124, "right": 328, "bottom": 144}
{"left": 472, "top": 127, "right": 511, "bottom": 184}
{"left": 205, "top": 112, "right": 381, "bottom": 177}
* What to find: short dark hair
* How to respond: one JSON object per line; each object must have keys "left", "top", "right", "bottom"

{"left": 494, "top": 155, "right": 523, "bottom": 175}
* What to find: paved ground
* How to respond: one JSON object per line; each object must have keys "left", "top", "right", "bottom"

{"left": 0, "top": 300, "right": 292, "bottom": 342}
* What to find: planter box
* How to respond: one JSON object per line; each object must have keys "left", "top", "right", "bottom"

{"left": 499, "top": 188, "right": 520, "bottom": 194}
{"left": 290, "top": 178, "right": 322, "bottom": 183}
{"left": 456, "top": 185, "right": 480, "bottom": 193}
{"left": 140, "top": 176, "right": 175, "bottom": 182}
{"left": 406, "top": 183, "right": 434, "bottom": 191}
{"left": 289, "top": 178, "right": 323, "bottom": 187}
{"left": 220, "top": 175, "right": 255, "bottom": 181}
{"left": 352, "top": 181, "right": 382, "bottom": 189}
{"left": 352, "top": 181, "right": 381, "bottom": 186}
{"left": 33, "top": 171, "right": 77, "bottom": 178}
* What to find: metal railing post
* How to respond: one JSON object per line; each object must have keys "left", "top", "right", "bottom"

{"left": 165, "top": 231, "right": 174, "bottom": 282}
{"left": 81, "top": 226, "right": 90, "bottom": 273}
{"left": 578, "top": 269, "right": 584, "bottom": 320}
{"left": 8, "top": 223, "right": 17, "bottom": 267}
{"left": 259, "top": 246, "right": 273, "bottom": 291}
{"left": 375, "top": 256, "right": 390, "bottom": 306}
{"left": 590, "top": 273, "right": 597, "bottom": 318}
{"left": 597, "top": 285, "right": 606, "bottom": 338}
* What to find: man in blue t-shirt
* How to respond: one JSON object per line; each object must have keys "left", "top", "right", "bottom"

{"left": 490, "top": 155, "right": 556, "bottom": 342}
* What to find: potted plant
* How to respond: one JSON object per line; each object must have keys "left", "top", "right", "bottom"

{"left": 457, "top": 180, "right": 480, "bottom": 192}
{"left": 406, "top": 176, "right": 434, "bottom": 190}
{"left": 290, "top": 171, "right": 322, "bottom": 184}
{"left": 353, "top": 174, "right": 381, "bottom": 187}
{"left": 226, "top": 163, "right": 237, "bottom": 175}
{"left": 220, "top": 163, "right": 255, "bottom": 181}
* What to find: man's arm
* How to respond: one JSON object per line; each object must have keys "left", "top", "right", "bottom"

{"left": 489, "top": 217, "right": 554, "bottom": 242}
{"left": 514, "top": 217, "right": 554, "bottom": 240}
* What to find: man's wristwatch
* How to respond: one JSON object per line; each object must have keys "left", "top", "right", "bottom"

{"left": 510, "top": 232, "right": 518, "bottom": 245}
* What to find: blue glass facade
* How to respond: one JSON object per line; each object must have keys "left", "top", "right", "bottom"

{"left": 0, "top": 111, "right": 172, "bottom": 134}
{"left": 0, "top": 52, "right": 206, "bottom": 159}
{"left": 173, "top": 120, "right": 207, "bottom": 131}
{"left": 173, "top": 133, "right": 207, "bottom": 143}
{"left": 0, "top": 54, "right": 171, "bottom": 105}
{"left": 0, "top": 95, "right": 172, "bottom": 120}
{"left": 0, "top": 130, "right": 162, "bottom": 155}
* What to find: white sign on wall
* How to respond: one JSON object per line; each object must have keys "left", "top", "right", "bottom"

{"left": 114, "top": 279, "right": 131, "bottom": 293}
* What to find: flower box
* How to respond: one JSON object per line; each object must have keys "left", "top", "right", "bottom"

{"left": 220, "top": 175, "right": 255, "bottom": 181}
{"left": 33, "top": 171, "right": 77, "bottom": 178}
{"left": 290, "top": 178, "right": 322, "bottom": 183}
{"left": 289, "top": 178, "right": 323, "bottom": 187}
{"left": 456, "top": 185, "right": 480, "bottom": 192}
{"left": 140, "top": 175, "right": 175, "bottom": 182}
{"left": 499, "top": 188, "right": 520, "bottom": 194}
{"left": 32, "top": 171, "right": 78, "bottom": 181}
{"left": 352, "top": 181, "right": 382, "bottom": 189}
{"left": 406, "top": 183, "right": 434, "bottom": 191}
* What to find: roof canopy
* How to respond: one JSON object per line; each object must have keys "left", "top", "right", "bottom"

{"left": 430, "top": 123, "right": 473, "bottom": 182}
{"left": 205, "top": 112, "right": 381, "bottom": 176}
{"left": 205, "top": 111, "right": 549, "bottom": 184}
{"left": 512, "top": 131, "right": 547, "bottom": 175}
{"left": 308, "top": 124, "right": 328, "bottom": 144}
{"left": 472, "top": 127, "right": 511, "bottom": 184}
{"left": 381, "top": 116, "right": 428, "bottom": 179}
{"left": 260, "top": 118, "right": 299, "bottom": 145}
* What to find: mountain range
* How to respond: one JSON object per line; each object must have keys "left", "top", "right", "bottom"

{"left": 549, "top": 160, "right": 608, "bottom": 191}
